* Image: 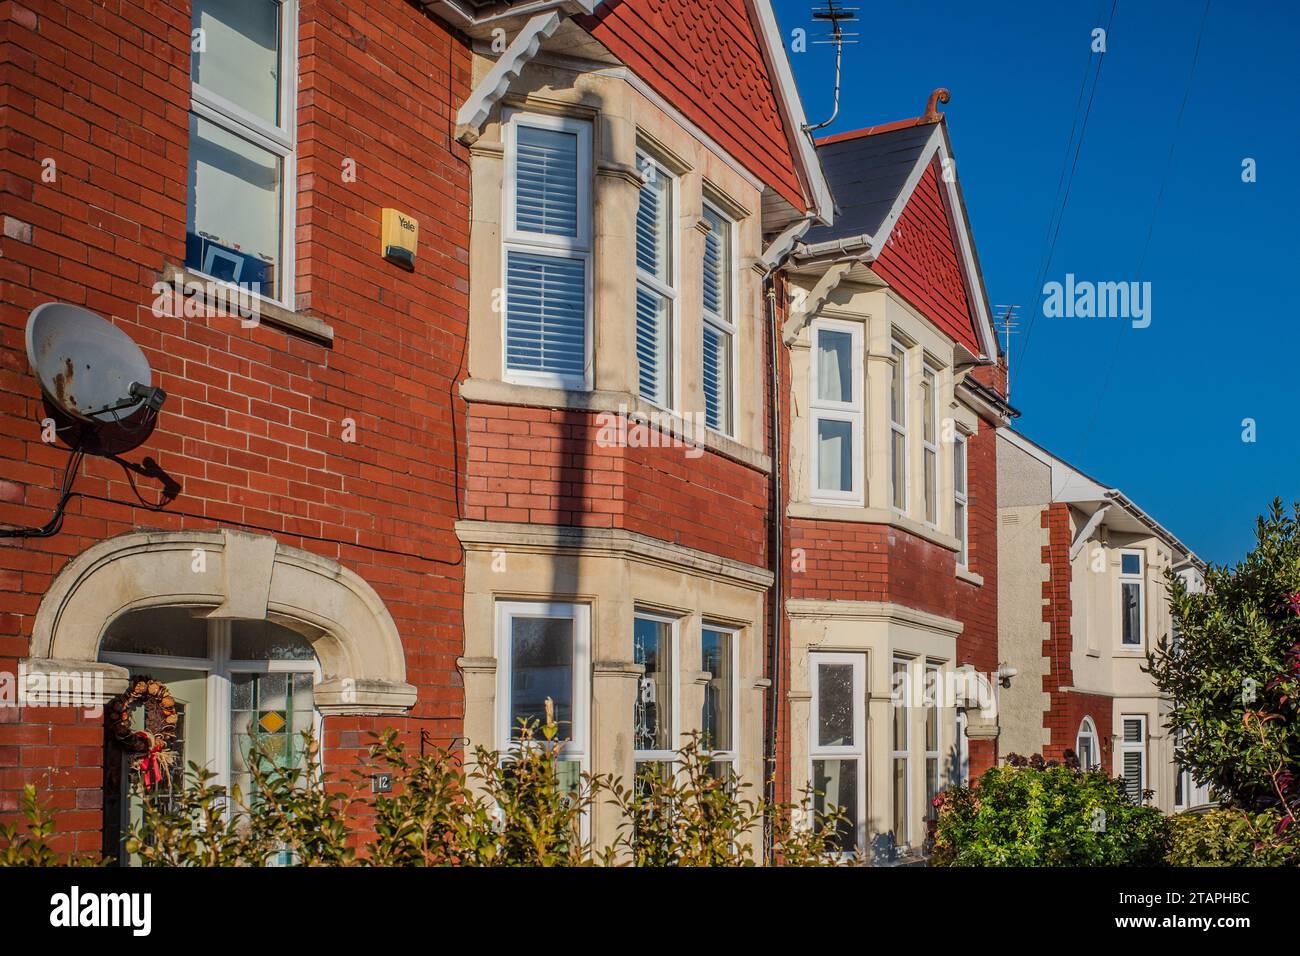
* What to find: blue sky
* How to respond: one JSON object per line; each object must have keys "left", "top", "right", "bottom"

{"left": 774, "top": 0, "right": 1300, "bottom": 566}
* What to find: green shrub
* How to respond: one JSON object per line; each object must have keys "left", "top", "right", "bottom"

{"left": 931, "top": 756, "right": 1170, "bottom": 866}
{"left": 88, "top": 714, "right": 842, "bottom": 867}
{"left": 0, "top": 785, "right": 103, "bottom": 866}
{"left": 1168, "top": 808, "right": 1299, "bottom": 866}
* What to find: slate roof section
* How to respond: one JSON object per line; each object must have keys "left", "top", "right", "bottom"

{"left": 802, "top": 122, "right": 936, "bottom": 245}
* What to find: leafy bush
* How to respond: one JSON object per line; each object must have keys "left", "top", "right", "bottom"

{"left": 931, "top": 755, "right": 1170, "bottom": 866}
{"left": 1167, "top": 808, "right": 1299, "bottom": 867}
{"left": 43, "top": 713, "right": 844, "bottom": 868}
{"left": 1148, "top": 500, "right": 1300, "bottom": 831}
{"left": 0, "top": 785, "right": 102, "bottom": 867}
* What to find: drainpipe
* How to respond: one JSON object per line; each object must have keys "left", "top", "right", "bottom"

{"left": 763, "top": 279, "right": 783, "bottom": 863}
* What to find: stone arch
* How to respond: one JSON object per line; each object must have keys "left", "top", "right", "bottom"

{"left": 27, "top": 529, "right": 416, "bottom": 714}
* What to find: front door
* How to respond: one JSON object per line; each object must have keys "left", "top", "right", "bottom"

{"left": 118, "top": 667, "right": 208, "bottom": 864}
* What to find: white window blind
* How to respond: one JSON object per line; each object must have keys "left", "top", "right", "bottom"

{"left": 1121, "top": 715, "right": 1146, "bottom": 802}
{"left": 514, "top": 125, "right": 580, "bottom": 237}
{"left": 635, "top": 155, "right": 675, "bottom": 407}
{"left": 702, "top": 203, "right": 734, "bottom": 434}
{"left": 504, "top": 113, "right": 591, "bottom": 389}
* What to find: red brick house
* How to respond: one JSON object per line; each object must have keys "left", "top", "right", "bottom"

{"left": 1, "top": 0, "right": 1026, "bottom": 866}
{"left": 1, "top": 0, "right": 472, "bottom": 860}
{"left": 775, "top": 99, "right": 1014, "bottom": 859}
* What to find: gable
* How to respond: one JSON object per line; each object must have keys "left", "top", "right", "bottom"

{"left": 872, "top": 157, "right": 983, "bottom": 356}
{"left": 578, "top": 0, "right": 807, "bottom": 211}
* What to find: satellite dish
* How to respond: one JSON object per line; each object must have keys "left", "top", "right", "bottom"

{"left": 25, "top": 302, "right": 165, "bottom": 455}
{"left": 25, "top": 302, "right": 164, "bottom": 424}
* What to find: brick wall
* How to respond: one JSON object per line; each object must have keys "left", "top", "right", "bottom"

{"left": 464, "top": 404, "right": 769, "bottom": 567}
{"left": 787, "top": 518, "right": 957, "bottom": 619}
{"left": 0, "top": 0, "right": 471, "bottom": 853}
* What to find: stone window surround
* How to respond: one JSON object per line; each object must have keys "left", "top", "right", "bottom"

{"left": 466, "top": 67, "right": 769, "bottom": 465}
{"left": 456, "top": 519, "right": 770, "bottom": 844}
{"left": 785, "top": 598, "right": 961, "bottom": 853}
{"left": 25, "top": 529, "right": 416, "bottom": 715}
{"left": 786, "top": 283, "right": 976, "bottom": 556}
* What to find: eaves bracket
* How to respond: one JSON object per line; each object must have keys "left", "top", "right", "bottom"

{"left": 455, "top": 11, "right": 563, "bottom": 145}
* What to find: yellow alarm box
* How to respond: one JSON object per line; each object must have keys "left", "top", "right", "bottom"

{"left": 381, "top": 208, "right": 418, "bottom": 271}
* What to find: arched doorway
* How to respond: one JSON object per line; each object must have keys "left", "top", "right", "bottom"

{"left": 24, "top": 529, "right": 418, "bottom": 862}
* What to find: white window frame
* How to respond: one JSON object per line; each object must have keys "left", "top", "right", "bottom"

{"left": 701, "top": 200, "right": 737, "bottom": 437}
{"left": 634, "top": 151, "right": 679, "bottom": 411}
{"left": 953, "top": 431, "right": 969, "bottom": 566}
{"left": 1120, "top": 714, "right": 1147, "bottom": 803}
{"left": 633, "top": 609, "right": 681, "bottom": 770}
{"left": 700, "top": 623, "right": 740, "bottom": 775}
{"left": 494, "top": 600, "right": 591, "bottom": 772}
{"left": 501, "top": 111, "right": 594, "bottom": 391}
{"left": 921, "top": 365, "right": 939, "bottom": 526}
{"left": 809, "top": 318, "right": 864, "bottom": 505}
{"left": 809, "top": 651, "right": 867, "bottom": 855}
{"left": 188, "top": 0, "right": 298, "bottom": 310}
{"left": 889, "top": 339, "right": 909, "bottom": 514}
{"left": 1076, "top": 716, "right": 1100, "bottom": 771}
{"left": 1119, "top": 549, "right": 1145, "bottom": 648}
{"left": 923, "top": 661, "right": 942, "bottom": 819}
{"left": 891, "top": 656, "right": 912, "bottom": 847}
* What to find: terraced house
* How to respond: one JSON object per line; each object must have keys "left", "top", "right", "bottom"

{"left": 996, "top": 430, "right": 1208, "bottom": 813}
{"left": 3, "top": 0, "right": 1189, "bottom": 866}
{"left": 773, "top": 100, "right": 1014, "bottom": 859}
{"left": 451, "top": 0, "right": 831, "bottom": 846}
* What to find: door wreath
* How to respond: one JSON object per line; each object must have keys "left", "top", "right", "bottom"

{"left": 107, "top": 676, "right": 180, "bottom": 789}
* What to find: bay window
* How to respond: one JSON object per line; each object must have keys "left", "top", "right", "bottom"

{"left": 496, "top": 601, "right": 590, "bottom": 788}
{"left": 187, "top": 0, "right": 297, "bottom": 305}
{"left": 635, "top": 154, "right": 676, "bottom": 408}
{"left": 1119, "top": 550, "right": 1144, "bottom": 646}
{"left": 503, "top": 113, "right": 593, "bottom": 389}
{"left": 701, "top": 203, "right": 735, "bottom": 435}
{"left": 810, "top": 319, "right": 863, "bottom": 503}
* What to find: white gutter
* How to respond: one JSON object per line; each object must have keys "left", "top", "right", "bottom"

{"left": 760, "top": 217, "right": 815, "bottom": 272}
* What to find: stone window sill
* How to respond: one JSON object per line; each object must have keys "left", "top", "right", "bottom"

{"left": 160, "top": 263, "right": 334, "bottom": 343}
{"left": 786, "top": 501, "right": 962, "bottom": 552}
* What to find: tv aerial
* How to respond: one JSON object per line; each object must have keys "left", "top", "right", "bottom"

{"left": 25, "top": 302, "right": 166, "bottom": 454}
{"left": 804, "top": 0, "right": 859, "bottom": 133}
